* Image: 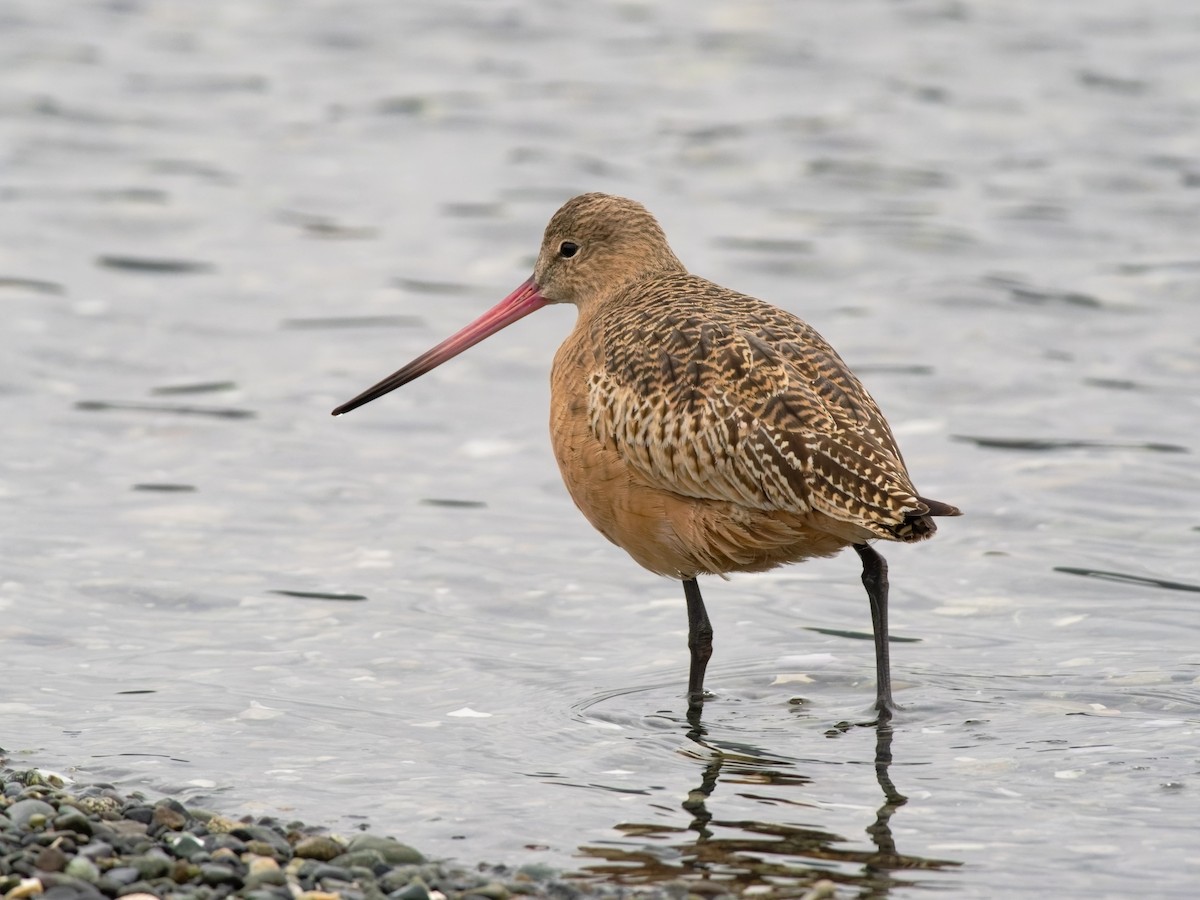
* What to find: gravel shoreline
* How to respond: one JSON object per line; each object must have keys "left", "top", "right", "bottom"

{"left": 0, "top": 767, "right": 840, "bottom": 900}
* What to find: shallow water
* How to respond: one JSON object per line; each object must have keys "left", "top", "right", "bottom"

{"left": 2, "top": 0, "right": 1198, "bottom": 896}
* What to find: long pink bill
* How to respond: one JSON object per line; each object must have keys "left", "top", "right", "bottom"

{"left": 332, "top": 276, "right": 546, "bottom": 416}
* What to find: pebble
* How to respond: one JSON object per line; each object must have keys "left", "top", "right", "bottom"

{"left": 467, "top": 882, "right": 510, "bottom": 900}
{"left": 201, "top": 816, "right": 240, "bottom": 835}
{"left": 101, "top": 867, "right": 139, "bottom": 887}
{"left": 199, "top": 863, "right": 241, "bottom": 886}
{"left": 79, "top": 798, "right": 120, "bottom": 820}
{"left": 292, "top": 836, "right": 343, "bottom": 862}
{"left": 5, "top": 877, "right": 44, "bottom": 899}
{"left": 33, "top": 847, "right": 68, "bottom": 873}
{"left": 389, "top": 878, "right": 431, "bottom": 900}
{"left": 166, "top": 833, "right": 204, "bottom": 860}
{"left": 128, "top": 852, "right": 171, "bottom": 881}
{"left": 244, "top": 857, "right": 285, "bottom": 890}
{"left": 345, "top": 835, "right": 423, "bottom": 865}
{"left": 7, "top": 800, "right": 56, "bottom": 830}
{"left": 0, "top": 766, "right": 728, "bottom": 900}
{"left": 326, "top": 849, "right": 381, "bottom": 871}
{"left": 231, "top": 826, "right": 291, "bottom": 862}
{"left": 150, "top": 805, "right": 188, "bottom": 833}
{"left": 53, "top": 811, "right": 94, "bottom": 837}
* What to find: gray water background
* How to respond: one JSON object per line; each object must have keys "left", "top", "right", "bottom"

{"left": 2, "top": 0, "right": 1198, "bottom": 896}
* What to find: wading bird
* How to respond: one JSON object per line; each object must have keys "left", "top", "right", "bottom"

{"left": 333, "top": 193, "right": 959, "bottom": 719}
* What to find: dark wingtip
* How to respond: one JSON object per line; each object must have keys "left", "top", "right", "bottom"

{"left": 918, "top": 496, "right": 962, "bottom": 517}
{"left": 888, "top": 496, "right": 961, "bottom": 542}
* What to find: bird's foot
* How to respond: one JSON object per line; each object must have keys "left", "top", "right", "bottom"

{"left": 867, "top": 696, "right": 900, "bottom": 726}
{"left": 840, "top": 699, "right": 899, "bottom": 729}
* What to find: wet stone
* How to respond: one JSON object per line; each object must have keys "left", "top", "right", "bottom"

{"left": 388, "top": 878, "right": 431, "bottom": 900}
{"left": 231, "top": 825, "right": 292, "bottom": 861}
{"left": 379, "top": 867, "right": 433, "bottom": 895}
{"left": 199, "top": 815, "right": 239, "bottom": 835}
{"left": 97, "top": 818, "right": 148, "bottom": 842}
{"left": 152, "top": 798, "right": 189, "bottom": 817}
{"left": 77, "top": 797, "right": 121, "bottom": 820}
{"left": 34, "top": 832, "right": 78, "bottom": 854}
{"left": 41, "top": 875, "right": 107, "bottom": 900}
{"left": 129, "top": 850, "right": 171, "bottom": 880}
{"left": 76, "top": 843, "right": 113, "bottom": 861}
{"left": 51, "top": 811, "right": 93, "bottom": 837}
{"left": 293, "top": 835, "right": 344, "bottom": 861}
{"left": 467, "top": 883, "right": 511, "bottom": 900}
{"left": 346, "top": 835, "right": 425, "bottom": 865}
{"left": 308, "top": 863, "right": 353, "bottom": 883}
{"left": 104, "top": 866, "right": 140, "bottom": 887}
{"left": 8, "top": 799, "right": 57, "bottom": 829}
{"left": 331, "top": 849, "right": 384, "bottom": 871}
{"left": 114, "top": 882, "right": 158, "bottom": 897}
{"left": 513, "top": 864, "right": 554, "bottom": 883}
{"left": 120, "top": 806, "right": 153, "bottom": 826}
{"left": 243, "top": 890, "right": 292, "bottom": 900}
{"left": 318, "top": 878, "right": 355, "bottom": 895}
{"left": 245, "top": 857, "right": 285, "bottom": 889}
{"left": 167, "top": 832, "right": 205, "bottom": 859}
{"left": 199, "top": 862, "right": 241, "bottom": 886}
{"left": 34, "top": 846, "right": 69, "bottom": 872}
{"left": 151, "top": 803, "right": 188, "bottom": 832}
{"left": 6, "top": 878, "right": 46, "bottom": 899}
{"left": 242, "top": 840, "right": 278, "bottom": 859}
{"left": 202, "top": 833, "right": 246, "bottom": 854}
{"left": 63, "top": 857, "right": 100, "bottom": 883}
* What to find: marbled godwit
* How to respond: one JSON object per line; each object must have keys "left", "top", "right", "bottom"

{"left": 333, "top": 193, "right": 959, "bottom": 719}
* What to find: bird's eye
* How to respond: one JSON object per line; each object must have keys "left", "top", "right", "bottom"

{"left": 559, "top": 241, "right": 579, "bottom": 258}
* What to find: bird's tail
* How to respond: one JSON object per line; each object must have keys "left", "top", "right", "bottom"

{"left": 891, "top": 496, "right": 962, "bottom": 542}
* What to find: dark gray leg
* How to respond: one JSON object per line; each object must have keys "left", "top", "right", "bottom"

{"left": 683, "top": 577, "right": 713, "bottom": 708}
{"left": 855, "top": 543, "right": 896, "bottom": 720}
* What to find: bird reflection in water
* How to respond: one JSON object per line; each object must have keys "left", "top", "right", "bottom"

{"left": 573, "top": 712, "right": 960, "bottom": 897}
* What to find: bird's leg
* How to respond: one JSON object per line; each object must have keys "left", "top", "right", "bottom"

{"left": 683, "top": 577, "right": 713, "bottom": 709}
{"left": 854, "top": 543, "right": 896, "bottom": 721}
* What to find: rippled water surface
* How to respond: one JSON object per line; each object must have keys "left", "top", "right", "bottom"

{"left": 3, "top": 1, "right": 1198, "bottom": 897}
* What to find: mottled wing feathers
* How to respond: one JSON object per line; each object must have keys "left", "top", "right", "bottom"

{"left": 586, "top": 274, "right": 928, "bottom": 538}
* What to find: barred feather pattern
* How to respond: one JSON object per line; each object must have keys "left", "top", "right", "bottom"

{"left": 537, "top": 193, "right": 957, "bottom": 579}
{"left": 578, "top": 274, "right": 929, "bottom": 542}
